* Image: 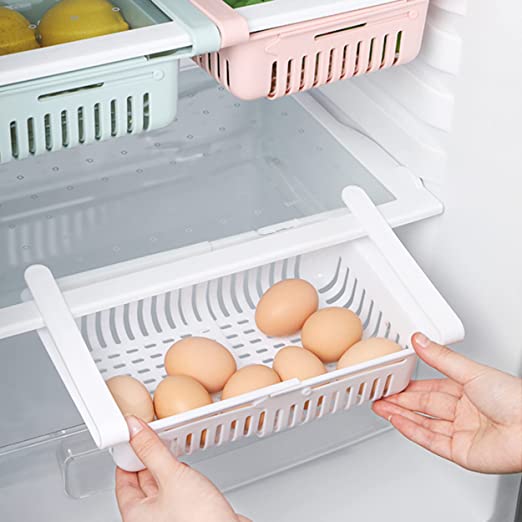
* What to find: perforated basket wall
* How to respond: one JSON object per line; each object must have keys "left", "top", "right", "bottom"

{"left": 79, "top": 237, "right": 418, "bottom": 462}
{"left": 0, "top": 56, "right": 178, "bottom": 164}
{"left": 194, "top": 0, "right": 428, "bottom": 100}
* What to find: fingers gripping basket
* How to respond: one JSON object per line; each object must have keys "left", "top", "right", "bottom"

{"left": 194, "top": 0, "right": 429, "bottom": 100}
{"left": 10, "top": 187, "right": 464, "bottom": 471}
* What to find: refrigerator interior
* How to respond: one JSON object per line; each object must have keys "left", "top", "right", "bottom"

{"left": 1, "top": 0, "right": 521, "bottom": 520}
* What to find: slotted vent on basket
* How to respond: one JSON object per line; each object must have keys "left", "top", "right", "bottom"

{"left": 3, "top": 93, "right": 152, "bottom": 161}
{"left": 268, "top": 31, "right": 403, "bottom": 99}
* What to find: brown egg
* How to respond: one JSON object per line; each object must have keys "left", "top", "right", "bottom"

{"left": 222, "top": 364, "right": 281, "bottom": 400}
{"left": 302, "top": 307, "right": 363, "bottom": 363}
{"left": 337, "top": 337, "right": 403, "bottom": 369}
{"left": 153, "top": 375, "right": 212, "bottom": 419}
{"left": 165, "top": 337, "right": 237, "bottom": 393}
{"left": 106, "top": 375, "right": 154, "bottom": 422}
{"left": 273, "top": 346, "right": 326, "bottom": 381}
{"left": 255, "top": 279, "right": 318, "bottom": 337}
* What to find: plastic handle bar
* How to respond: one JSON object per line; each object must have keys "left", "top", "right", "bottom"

{"left": 342, "top": 186, "right": 465, "bottom": 345}
{"left": 150, "top": 0, "right": 222, "bottom": 55}
{"left": 24, "top": 265, "right": 129, "bottom": 449}
{"left": 190, "top": 0, "right": 249, "bottom": 48}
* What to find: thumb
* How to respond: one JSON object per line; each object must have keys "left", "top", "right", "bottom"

{"left": 412, "top": 332, "right": 487, "bottom": 385}
{"left": 126, "top": 416, "right": 181, "bottom": 484}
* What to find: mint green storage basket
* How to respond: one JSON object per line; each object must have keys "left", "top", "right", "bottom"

{"left": 0, "top": 0, "right": 221, "bottom": 164}
{"left": 0, "top": 56, "right": 178, "bottom": 163}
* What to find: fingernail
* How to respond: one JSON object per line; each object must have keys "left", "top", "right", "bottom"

{"left": 126, "top": 416, "right": 144, "bottom": 438}
{"left": 387, "top": 415, "right": 393, "bottom": 423}
{"left": 414, "top": 332, "right": 430, "bottom": 348}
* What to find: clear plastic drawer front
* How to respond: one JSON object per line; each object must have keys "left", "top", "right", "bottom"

{"left": 0, "top": 186, "right": 463, "bottom": 471}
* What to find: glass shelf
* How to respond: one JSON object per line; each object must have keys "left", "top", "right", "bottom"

{"left": 0, "top": 67, "right": 399, "bottom": 309}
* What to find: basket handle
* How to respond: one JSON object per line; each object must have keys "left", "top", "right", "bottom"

{"left": 24, "top": 265, "right": 129, "bottom": 449}
{"left": 342, "top": 186, "right": 465, "bottom": 345}
{"left": 149, "top": 0, "right": 222, "bottom": 56}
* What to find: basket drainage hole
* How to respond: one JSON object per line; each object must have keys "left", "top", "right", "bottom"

{"left": 238, "top": 354, "right": 250, "bottom": 359}
{"left": 256, "top": 349, "right": 268, "bottom": 354}
{"left": 150, "top": 353, "right": 163, "bottom": 359}
{"left": 273, "top": 343, "right": 285, "bottom": 349}
{"left": 138, "top": 368, "right": 150, "bottom": 374}
{"left": 126, "top": 349, "right": 138, "bottom": 354}
{"left": 220, "top": 324, "right": 232, "bottom": 330}
{"left": 243, "top": 329, "right": 255, "bottom": 334}
{"left": 237, "top": 319, "right": 249, "bottom": 325}
{"left": 250, "top": 339, "right": 262, "bottom": 344}
{"left": 144, "top": 343, "right": 156, "bottom": 349}
{"left": 107, "top": 354, "right": 120, "bottom": 359}
{"left": 113, "top": 364, "right": 126, "bottom": 369}
{"left": 262, "top": 358, "right": 274, "bottom": 364}
{"left": 232, "top": 344, "right": 244, "bottom": 349}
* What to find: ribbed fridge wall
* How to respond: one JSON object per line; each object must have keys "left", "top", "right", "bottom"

{"left": 317, "top": 0, "right": 467, "bottom": 183}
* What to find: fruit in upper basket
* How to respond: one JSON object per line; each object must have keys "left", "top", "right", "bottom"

{"left": 255, "top": 279, "right": 318, "bottom": 337}
{"left": 165, "top": 337, "right": 237, "bottom": 394}
{"left": 337, "top": 337, "right": 402, "bottom": 369}
{"left": 301, "top": 307, "right": 363, "bottom": 363}
{"left": 106, "top": 375, "right": 154, "bottom": 422}
{"left": 153, "top": 375, "right": 212, "bottom": 419}
{"left": 38, "top": 0, "right": 129, "bottom": 47}
{"left": 0, "top": 7, "right": 39, "bottom": 55}
{"left": 222, "top": 364, "right": 281, "bottom": 399}
{"left": 273, "top": 346, "right": 326, "bottom": 381}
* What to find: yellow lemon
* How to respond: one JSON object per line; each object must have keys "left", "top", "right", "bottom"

{"left": 38, "top": 0, "right": 129, "bottom": 47}
{"left": 0, "top": 7, "right": 39, "bottom": 55}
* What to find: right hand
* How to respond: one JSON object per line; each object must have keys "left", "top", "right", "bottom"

{"left": 115, "top": 416, "right": 251, "bottom": 522}
{"left": 372, "top": 333, "right": 522, "bottom": 474}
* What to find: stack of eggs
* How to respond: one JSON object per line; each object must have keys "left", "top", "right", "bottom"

{"left": 105, "top": 278, "right": 402, "bottom": 425}
{"left": 256, "top": 278, "right": 402, "bottom": 377}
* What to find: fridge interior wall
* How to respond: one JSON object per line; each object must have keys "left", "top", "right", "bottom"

{"left": 2, "top": 1, "right": 522, "bottom": 520}
{"left": 317, "top": 1, "right": 522, "bottom": 520}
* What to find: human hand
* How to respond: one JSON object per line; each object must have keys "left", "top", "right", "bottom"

{"left": 115, "top": 416, "right": 251, "bottom": 522}
{"left": 372, "top": 333, "right": 522, "bottom": 474}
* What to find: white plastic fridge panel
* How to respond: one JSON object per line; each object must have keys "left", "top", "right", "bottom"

{"left": 226, "top": 430, "right": 512, "bottom": 522}
{"left": 0, "top": 421, "right": 513, "bottom": 522}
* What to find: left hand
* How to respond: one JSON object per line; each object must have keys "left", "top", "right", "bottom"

{"left": 115, "top": 416, "right": 251, "bottom": 522}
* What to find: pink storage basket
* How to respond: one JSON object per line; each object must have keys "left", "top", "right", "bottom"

{"left": 193, "top": 0, "right": 429, "bottom": 100}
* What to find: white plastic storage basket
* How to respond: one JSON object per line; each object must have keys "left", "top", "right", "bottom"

{"left": 193, "top": 0, "right": 429, "bottom": 100}
{"left": 8, "top": 187, "right": 463, "bottom": 471}
{"left": 0, "top": 0, "right": 222, "bottom": 164}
